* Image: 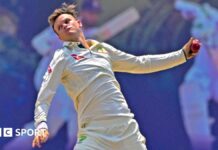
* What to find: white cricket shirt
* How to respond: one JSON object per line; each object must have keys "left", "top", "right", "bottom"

{"left": 34, "top": 40, "right": 186, "bottom": 128}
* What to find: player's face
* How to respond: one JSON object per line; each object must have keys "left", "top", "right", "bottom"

{"left": 54, "top": 14, "right": 83, "bottom": 42}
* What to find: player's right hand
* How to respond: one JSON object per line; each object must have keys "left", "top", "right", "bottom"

{"left": 182, "top": 37, "right": 200, "bottom": 59}
{"left": 32, "top": 128, "right": 49, "bottom": 148}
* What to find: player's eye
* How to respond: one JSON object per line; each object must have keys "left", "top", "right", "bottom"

{"left": 65, "top": 19, "right": 70, "bottom": 24}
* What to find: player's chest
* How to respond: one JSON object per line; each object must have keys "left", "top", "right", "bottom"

{"left": 66, "top": 49, "right": 112, "bottom": 73}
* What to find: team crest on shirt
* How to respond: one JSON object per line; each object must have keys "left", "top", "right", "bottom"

{"left": 95, "top": 45, "right": 108, "bottom": 54}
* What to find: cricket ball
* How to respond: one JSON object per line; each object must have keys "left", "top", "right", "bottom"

{"left": 191, "top": 39, "right": 201, "bottom": 53}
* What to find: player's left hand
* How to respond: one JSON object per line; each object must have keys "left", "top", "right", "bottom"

{"left": 32, "top": 128, "right": 49, "bottom": 148}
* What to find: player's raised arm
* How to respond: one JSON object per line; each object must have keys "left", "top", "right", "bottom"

{"left": 103, "top": 37, "right": 200, "bottom": 73}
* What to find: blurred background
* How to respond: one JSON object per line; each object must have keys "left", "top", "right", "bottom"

{"left": 0, "top": 0, "right": 218, "bottom": 150}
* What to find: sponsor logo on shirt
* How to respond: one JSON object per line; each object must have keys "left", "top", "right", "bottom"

{"left": 71, "top": 54, "right": 85, "bottom": 60}
{"left": 48, "top": 66, "right": 52, "bottom": 73}
{"left": 78, "top": 134, "right": 87, "bottom": 143}
{"left": 95, "top": 45, "right": 108, "bottom": 54}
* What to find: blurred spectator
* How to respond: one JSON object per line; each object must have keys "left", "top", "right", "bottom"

{"left": 0, "top": 7, "right": 17, "bottom": 37}
{"left": 175, "top": 0, "right": 218, "bottom": 149}
{"left": 79, "top": 0, "right": 102, "bottom": 38}
{"left": 0, "top": 5, "right": 37, "bottom": 149}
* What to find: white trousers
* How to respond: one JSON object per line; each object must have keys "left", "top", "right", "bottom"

{"left": 74, "top": 118, "right": 147, "bottom": 150}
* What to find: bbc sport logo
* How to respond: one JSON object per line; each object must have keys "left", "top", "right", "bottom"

{"left": 0, "top": 127, "right": 44, "bottom": 137}
{"left": 0, "top": 128, "right": 13, "bottom": 137}
{"left": 3, "top": 128, "right": 13, "bottom": 137}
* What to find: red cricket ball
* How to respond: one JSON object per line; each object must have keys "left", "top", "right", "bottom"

{"left": 191, "top": 39, "right": 201, "bottom": 53}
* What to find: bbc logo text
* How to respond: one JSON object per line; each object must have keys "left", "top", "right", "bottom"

{"left": 0, "top": 128, "right": 44, "bottom": 137}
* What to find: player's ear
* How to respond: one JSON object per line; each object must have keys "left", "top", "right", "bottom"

{"left": 77, "top": 20, "right": 83, "bottom": 28}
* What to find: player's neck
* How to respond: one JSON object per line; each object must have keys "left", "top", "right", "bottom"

{"left": 78, "top": 34, "right": 90, "bottom": 49}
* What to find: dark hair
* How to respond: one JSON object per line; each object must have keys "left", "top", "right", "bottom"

{"left": 48, "top": 3, "right": 78, "bottom": 29}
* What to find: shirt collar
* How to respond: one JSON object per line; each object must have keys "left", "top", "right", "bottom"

{"left": 63, "top": 41, "right": 80, "bottom": 50}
